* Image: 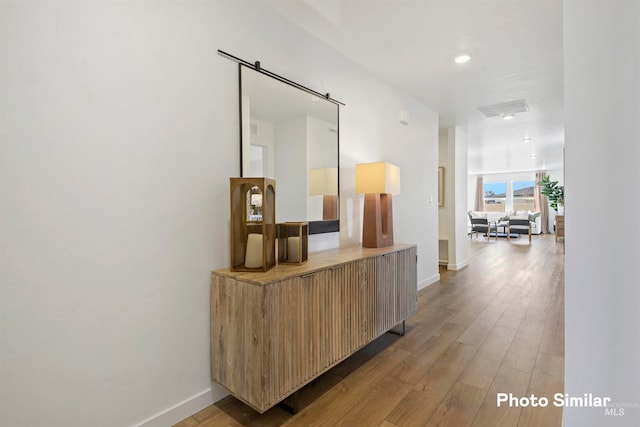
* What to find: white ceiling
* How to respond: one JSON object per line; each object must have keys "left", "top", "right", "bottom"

{"left": 260, "top": 0, "right": 565, "bottom": 175}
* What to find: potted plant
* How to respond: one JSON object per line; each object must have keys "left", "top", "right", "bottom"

{"left": 537, "top": 176, "right": 564, "bottom": 213}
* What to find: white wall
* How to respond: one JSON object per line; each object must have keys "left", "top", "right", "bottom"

{"left": 0, "top": 1, "right": 439, "bottom": 426}
{"left": 275, "top": 116, "right": 307, "bottom": 222}
{"left": 438, "top": 128, "right": 470, "bottom": 269}
{"left": 446, "top": 128, "right": 469, "bottom": 271}
{"left": 438, "top": 130, "right": 449, "bottom": 241}
{"left": 353, "top": 98, "right": 439, "bottom": 289}
{"left": 247, "top": 118, "right": 276, "bottom": 177}
{"left": 438, "top": 130, "right": 449, "bottom": 263}
{"left": 564, "top": 1, "right": 640, "bottom": 426}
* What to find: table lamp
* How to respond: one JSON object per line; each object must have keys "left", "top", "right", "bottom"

{"left": 308, "top": 167, "right": 338, "bottom": 220}
{"left": 355, "top": 162, "right": 400, "bottom": 248}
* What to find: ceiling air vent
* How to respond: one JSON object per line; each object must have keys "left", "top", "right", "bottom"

{"left": 478, "top": 99, "right": 529, "bottom": 118}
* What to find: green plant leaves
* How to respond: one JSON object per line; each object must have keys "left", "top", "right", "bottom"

{"left": 537, "top": 176, "right": 564, "bottom": 212}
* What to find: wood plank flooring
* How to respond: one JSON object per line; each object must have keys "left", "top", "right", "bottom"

{"left": 176, "top": 234, "right": 564, "bottom": 427}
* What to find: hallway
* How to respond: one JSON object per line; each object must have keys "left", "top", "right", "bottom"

{"left": 177, "top": 234, "right": 565, "bottom": 427}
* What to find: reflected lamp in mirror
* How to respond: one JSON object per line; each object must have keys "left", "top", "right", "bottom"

{"left": 355, "top": 162, "right": 401, "bottom": 248}
{"left": 308, "top": 167, "right": 338, "bottom": 220}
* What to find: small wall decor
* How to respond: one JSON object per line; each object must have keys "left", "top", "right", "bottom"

{"left": 277, "top": 222, "right": 308, "bottom": 264}
{"left": 230, "top": 177, "right": 276, "bottom": 272}
{"left": 438, "top": 167, "right": 445, "bottom": 208}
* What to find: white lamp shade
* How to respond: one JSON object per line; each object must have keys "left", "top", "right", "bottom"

{"left": 309, "top": 167, "right": 338, "bottom": 196}
{"left": 355, "top": 162, "right": 401, "bottom": 195}
{"left": 250, "top": 193, "right": 263, "bottom": 207}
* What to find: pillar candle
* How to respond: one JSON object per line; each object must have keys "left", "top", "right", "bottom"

{"left": 245, "top": 233, "right": 263, "bottom": 268}
{"left": 287, "top": 236, "right": 300, "bottom": 263}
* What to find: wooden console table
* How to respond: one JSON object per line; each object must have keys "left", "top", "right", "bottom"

{"left": 210, "top": 244, "right": 417, "bottom": 413}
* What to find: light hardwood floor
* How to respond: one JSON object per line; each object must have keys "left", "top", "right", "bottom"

{"left": 176, "top": 233, "right": 564, "bottom": 427}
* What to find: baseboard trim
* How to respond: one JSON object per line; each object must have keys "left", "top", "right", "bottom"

{"left": 447, "top": 259, "right": 469, "bottom": 271}
{"left": 135, "top": 271, "right": 448, "bottom": 425}
{"left": 134, "top": 387, "right": 228, "bottom": 427}
{"left": 418, "top": 273, "right": 440, "bottom": 290}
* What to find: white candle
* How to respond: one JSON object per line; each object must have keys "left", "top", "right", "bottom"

{"left": 287, "top": 236, "right": 300, "bottom": 263}
{"left": 245, "top": 233, "right": 263, "bottom": 268}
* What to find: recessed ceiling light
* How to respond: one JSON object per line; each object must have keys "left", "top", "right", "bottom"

{"left": 454, "top": 54, "right": 471, "bottom": 64}
{"left": 502, "top": 113, "right": 514, "bottom": 120}
{"left": 529, "top": 154, "right": 537, "bottom": 158}
{"left": 522, "top": 137, "right": 531, "bottom": 143}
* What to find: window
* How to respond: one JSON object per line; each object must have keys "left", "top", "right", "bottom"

{"left": 484, "top": 182, "right": 506, "bottom": 212}
{"left": 513, "top": 181, "right": 535, "bottom": 211}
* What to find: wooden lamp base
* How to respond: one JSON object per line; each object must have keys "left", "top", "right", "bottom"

{"left": 362, "top": 193, "right": 394, "bottom": 248}
{"left": 322, "top": 195, "right": 338, "bottom": 220}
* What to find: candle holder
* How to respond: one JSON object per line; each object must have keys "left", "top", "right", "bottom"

{"left": 277, "top": 222, "right": 308, "bottom": 265}
{"left": 230, "top": 177, "right": 276, "bottom": 272}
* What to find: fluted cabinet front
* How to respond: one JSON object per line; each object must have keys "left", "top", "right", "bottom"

{"left": 210, "top": 244, "right": 417, "bottom": 413}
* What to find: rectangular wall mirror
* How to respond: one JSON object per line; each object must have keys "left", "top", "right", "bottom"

{"left": 239, "top": 64, "right": 340, "bottom": 234}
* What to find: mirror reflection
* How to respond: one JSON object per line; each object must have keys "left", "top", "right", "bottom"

{"left": 247, "top": 186, "right": 263, "bottom": 222}
{"left": 240, "top": 65, "right": 339, "bottom": 233}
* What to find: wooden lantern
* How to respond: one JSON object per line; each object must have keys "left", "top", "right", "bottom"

{"left": 277, "top": 222, "right": 308, "bottom": 265}
{"left": 230, "top": 177, "right": 276, "bottom": 272}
